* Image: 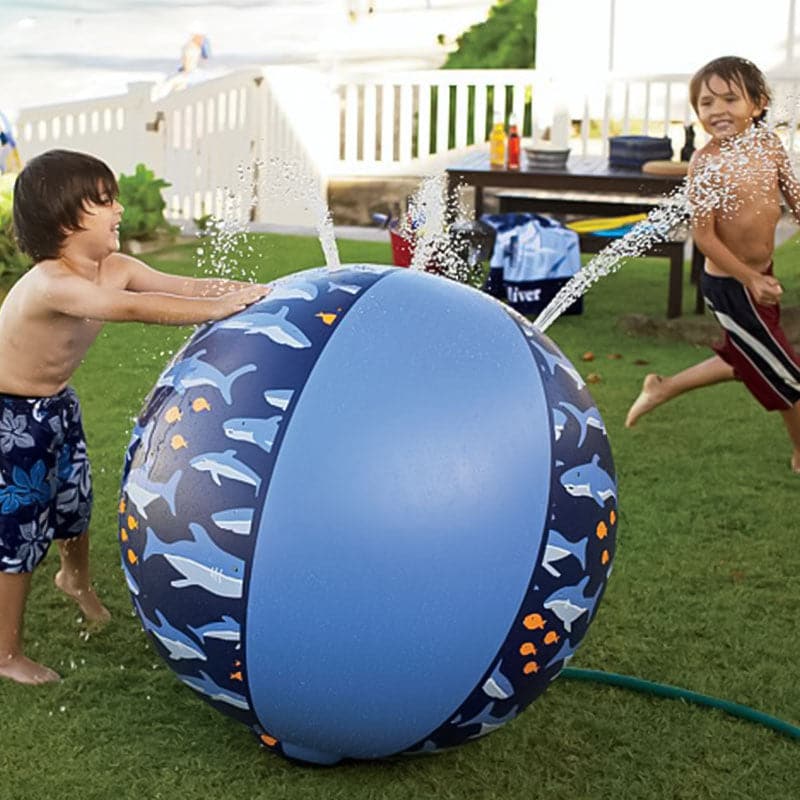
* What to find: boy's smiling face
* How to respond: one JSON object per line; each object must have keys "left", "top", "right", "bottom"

{"left": 696, "top": 74, "right": 766, "bottom": 140}
{"left": 71, "top": 189, "right": 124, "bottom": 260}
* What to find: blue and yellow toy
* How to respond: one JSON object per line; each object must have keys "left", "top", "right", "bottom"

{"left": 119, "top": 264, "right": 617, "bottom": 765}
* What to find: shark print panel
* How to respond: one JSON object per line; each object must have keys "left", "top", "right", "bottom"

{"left": 119, "top": 265, "right": 390, "bottom": 733}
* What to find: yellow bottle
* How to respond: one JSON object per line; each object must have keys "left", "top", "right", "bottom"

{"left": 489, "top": 119, "right": 507, "bottom": 169}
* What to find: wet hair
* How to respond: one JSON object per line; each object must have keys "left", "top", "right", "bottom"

{"left": 689, "top": 56, "right": 771, "bottom": 124}
{"left": 12, "top": 149, "right": 119, "bottom": 263}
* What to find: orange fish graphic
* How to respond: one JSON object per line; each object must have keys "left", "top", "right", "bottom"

{"left": 610, "top": 509, "right": 616, "bottom": 525}
{"left": 118, "top": 499, "right": 126, "bottom": 514}
{"left": 126, "top": 548, "right": 138, "bottom": 565}
{"left": 230, "top": 671, "right": 243, "bottom": 682}
{"left": 127, "top": 515, "right": 138, "bottom": 531}
{"left": 519, "top": 642, "right": 537, "bottom": 656}
{"left": 171, "top": 434, "right": 188, "bottom": 450}
{"left": 165, "top": 406, "right": 182, "bottom": 424}
{"left": 260, "top": 733, "right": 277, "bottom": 747}
{"left": 523, "top": 661, "right": 540, "bottom": 675}
{"left": 120, "top": 528, "right": 128, "bottom": 543}
{"left": 315, "top": 312, "right": 337, "bottom": 326}
{"left": 601, "top": 549, "right": 610, "bottom": 565}
{"left": 543, "top": 631, "right": 560, "bottom": 646}
{"left": 523, "top": 613, "right": 546, "bottom": 631}
{"left": 192, "top": 397, "right": 212, "bottom": 413}
{"left": 596, "top": 521, "right": 608, "bottom": 540}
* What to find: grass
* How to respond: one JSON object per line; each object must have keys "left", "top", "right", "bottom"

{"left": 2, "top": 231, "right": 799, "bottom": 800}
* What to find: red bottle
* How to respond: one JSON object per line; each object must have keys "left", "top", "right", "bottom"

{"left": 506, "top": 114, "right": 520, "bottom": 170}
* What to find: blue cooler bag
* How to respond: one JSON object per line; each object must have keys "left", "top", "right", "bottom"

{"left": 481, "top": 213, "right": 583, "bottom": 316}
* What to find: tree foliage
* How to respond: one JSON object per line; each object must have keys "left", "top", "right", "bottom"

{"left": 443, "top": 0, "right": 536, "bottom": 69}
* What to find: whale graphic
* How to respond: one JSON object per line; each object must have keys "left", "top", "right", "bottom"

{"left": 264, "top": 389, "right": 294, "bottom": 412}
{"left": 215, "top": 306, "right": 311, "bottom": 349}
{"left": 124, "top": 466, "right": 182, "bottom": 519}
{"left": 180, "top": 670, "right": 249, "bottom": 710}
{"left": 267, "top": 281, "right": 318, "bottom": 302}
{"left": 211, "top": 507, "right": 254, "bottom": 536}
{"left": 188, "top": 615, "right": 241, "bottom": 644}
{"left": 452, "top": 702, "right": 519, "bottom": 737}
{"left": 135, "top": 599, "right": 207, "bottom": 661}
{"left": 560, "top": 454, "right": 616, "bottom": 508}
{"left": 223, "top": 416, "right": 281, "bottom": 454}
{"left": 483, "top": 663, "right": 515, "bottom": 700}
{"left": 543, "top": 576, "right": 602, "bottom": 632}
{"left": 143, "top": 523, "right": 245, "bottom": 598}
{"left": 190, "top": 449, "right": 261, "bottom": 494}
{"left": 559, "top": 401, "right": 606, "bottom": 447}
{"left": 542, "top": 529, "right": 587, "bottom": 577}
{"left": 157, "top": 349, "right": 256, "bottom": 404}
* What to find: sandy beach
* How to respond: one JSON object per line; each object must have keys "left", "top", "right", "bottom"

{"left": 1, "top": 0, "right": 494, "bottom": 123}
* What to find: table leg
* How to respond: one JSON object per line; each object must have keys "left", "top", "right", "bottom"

{"left": 667, "top": 249, "right": 683, "bottom": 318}
{"left": 691, "top": 244, "right": 705, "bottom": 314}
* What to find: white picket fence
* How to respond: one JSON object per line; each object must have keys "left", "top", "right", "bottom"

{"left": 14, "top": 66, "right": 800, "bottom": 227}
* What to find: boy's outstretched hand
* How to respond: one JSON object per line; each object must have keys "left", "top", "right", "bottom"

{"left": 212, "top": 284, "right": 272, "bottom": 319}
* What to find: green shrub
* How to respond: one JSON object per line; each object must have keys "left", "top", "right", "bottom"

{"left": 443, "top": 0, "right": 536, "bottom": 69}
{"left": 0, "top": 173, "right": 32, "bottom": 281}
{"left": 118, "top": 163, "right": 179, "bottom": 244}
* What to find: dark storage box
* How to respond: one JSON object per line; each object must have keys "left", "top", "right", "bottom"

{"left": 608, "top": 135, "right": 673, "bottom": 169}
{"left": 486, "top": 268, "right": 584, "bottom": 317}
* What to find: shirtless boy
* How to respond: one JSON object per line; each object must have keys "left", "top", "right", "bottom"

{"left": 0, "top": 149, "right": 269, "bottom": 684}
{"left": 625, "top": 56, "right": 800, "bottom": 473}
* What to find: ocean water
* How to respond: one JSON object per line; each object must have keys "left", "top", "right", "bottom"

{"left": 0, "top": 0, "right": 492, "bottom": 122}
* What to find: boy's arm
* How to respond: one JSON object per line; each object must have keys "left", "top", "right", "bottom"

{"left": 43, "top": 271, "right": 269, "bottom": 325}
{"left": 774, "top": 139, "right": 800, "bottom": 223}
{"left": 688, "top": 156, "right": 783, "bottom": 305}
{"left": 117, "top": 253, "right": 259, "bottom": 297}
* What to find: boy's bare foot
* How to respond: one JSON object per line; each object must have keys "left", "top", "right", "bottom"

{"left": 0, "top": 654, "right": 61, "bottom": 685}
{"left": 54, "top": 571, "right": 111, "bottom": 625}
{"left": 625, "top": 374, "right": 665, "bottom": 428}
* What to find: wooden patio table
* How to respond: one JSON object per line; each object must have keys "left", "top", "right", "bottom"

{"left": 445, "top": 152, "right": 704, "bottom": 318}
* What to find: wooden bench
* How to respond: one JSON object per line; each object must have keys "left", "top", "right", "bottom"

{"left": 496, "top": 193, "right": 705, "bottom": 318}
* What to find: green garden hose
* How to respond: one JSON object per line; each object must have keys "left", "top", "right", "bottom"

{"left": 561, "top": 667, "right": 800, "bottom": 741}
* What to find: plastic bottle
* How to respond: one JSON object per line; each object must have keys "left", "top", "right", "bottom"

{"left": 506, "top": 114, "right": 520, "bottom": 170}
{"left": 489, "top": 117, "right": 507, "bottom": 169}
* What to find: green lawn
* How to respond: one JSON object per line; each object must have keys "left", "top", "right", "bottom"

{"left": 2, "top": 232, "right": 799, "bottom": 800}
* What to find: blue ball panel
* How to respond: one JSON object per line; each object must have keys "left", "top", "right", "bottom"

{"left": 245, "top": 270, "right": 552, "bottom": 760}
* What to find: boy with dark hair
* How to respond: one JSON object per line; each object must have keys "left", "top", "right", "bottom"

{"left": 626, "top": 57, "right": 800, "bottom": 473}
{"left": 0, "top": 149, "right": 269, "bottom": 684}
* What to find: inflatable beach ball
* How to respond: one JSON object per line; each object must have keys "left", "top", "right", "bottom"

{"left": 118, "top": 265, "right": 617, "bottom": 765}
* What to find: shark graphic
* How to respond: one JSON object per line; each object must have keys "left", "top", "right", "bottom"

{"left": 545, "top": 636, "right": 579, "bottom": 670}
{"left": 214, "top": 306, "right": 311, "bottom": 349}
{"left": 452, "top": 702, "right": 519, "bottom": 738}
{"left": 124, "top": 465, "right": 182, "bottom": 519}
{"left": 542, "top": 529, "right": 588, "bottom": 577}
{"left": 143, "top": 523, "right": 245, "bottom": 598}
{"left": 483, "top": 663, "right": 515, "bottom": 700}
{"left": 267, "top": 281, "right": 318, "bottom": 302}
{"left": 157, "top": 349, "right": 256, "bottom": 404}
{"left": 559, "top": 401, "right": 606, "bottom": 447}
{"left": 553, "top": 407, "right": 567, "bottom": 441}
{"left": 190, "top": 449, "right": 261, "bottom": 494}
{"left": 223, "top": 416, "right": 281, "bottom": 454}
{"left": 180, "top": 670, "right": 249, "bottom": 710}
{"left": 560, "top": 454, "right": 616, "bottom": 508}
{"left": 538, "top": 347, "right": 585, "bottom": 390}
{"left": 188, "top": 615, "right": 241, "bottom": 644}
{"left": 327, "top": 281, "right": 362, "bottom": 295}
{"left": 543, "top": 576, "right": 603, "bottom": 633}
{"left": 211, "top": 507, "right": 254, "bottom": 536}
{"left": 121, "top": 557, "right": 140, "bottom": 596}
{"left": 135, "top": 599, "right": 207, "bottom": 661}
{"left": 263, "top": 389, "right": 294, "bottom": 412}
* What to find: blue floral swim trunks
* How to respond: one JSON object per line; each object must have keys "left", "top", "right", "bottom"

{"left": 0, "top": 387, "right": 93, "bottom": 574}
